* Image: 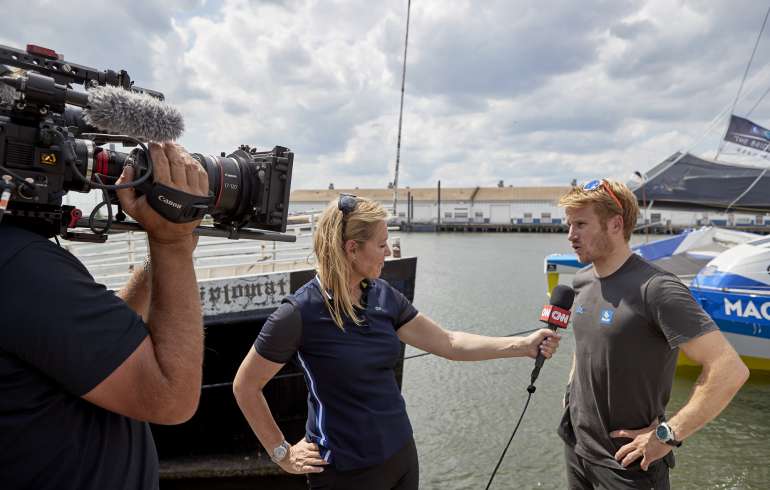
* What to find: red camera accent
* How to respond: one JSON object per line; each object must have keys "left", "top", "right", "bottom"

{"left": 539, "top": 305, "right": 571, "bottom": 328}
{"left": 96, "top": 151, "right": 109, "bottom": 177}
{"left": 68, "top": 208, "right": 82, "bottom": 228}
{"left": 26, "top": 44, "right": 59, "bottom": 60}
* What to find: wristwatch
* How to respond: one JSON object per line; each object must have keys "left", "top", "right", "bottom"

{"left": 654, "top": 422, "right": 682, "bottom": 447}
{"left": 270, "top": 440, "right": 291, "bottom": 463}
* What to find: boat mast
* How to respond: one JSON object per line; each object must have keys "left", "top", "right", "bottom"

{"left": 392, "top": 0, "right": 411, "bottom": 217}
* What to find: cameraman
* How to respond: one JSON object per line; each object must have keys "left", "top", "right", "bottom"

{"left": 0, "top": 143, "right": 208, "bottom": 489}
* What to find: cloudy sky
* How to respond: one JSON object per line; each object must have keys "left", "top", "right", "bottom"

{"left": 3, "top": 0, "right": 770, "bottom": 190}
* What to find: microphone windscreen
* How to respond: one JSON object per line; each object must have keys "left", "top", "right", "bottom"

{"left": 550, "top": 284, "right": 575, "bottom": 310}
{"left": 84, "top": 85, "right": 184, "bottom": 142}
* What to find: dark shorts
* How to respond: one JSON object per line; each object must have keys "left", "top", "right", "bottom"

{"left": 307, "top": 438, "right": 419, "bottom": 490}
{"left": 564, "top": 444, "right": 670, "bottom": 490}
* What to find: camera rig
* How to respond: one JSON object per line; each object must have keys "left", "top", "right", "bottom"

{"left": 0, "top": 43, "right": 295, "bottom": 243}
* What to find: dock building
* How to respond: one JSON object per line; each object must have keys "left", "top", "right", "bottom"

{"left": 290, "top": 187, "right": 770, "bottom": 234}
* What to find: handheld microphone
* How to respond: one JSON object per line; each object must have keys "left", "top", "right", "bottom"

{"left": 83, "top": 85, "right": 184, "bottom": 141}
{"left": 484, "top": 284, "right": 577, "bottom": 489}
{"left": 527, "top": 284, "right": 574, "bottom": 392}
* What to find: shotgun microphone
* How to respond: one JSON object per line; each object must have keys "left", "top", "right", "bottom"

{"left": 83, "top": 85, "right": 185, "bottom": 141}
{"left": 528, "top": 284, "right": 574, "bottom": 392}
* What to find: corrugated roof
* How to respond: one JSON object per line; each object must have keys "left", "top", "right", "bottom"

{"left": 290, "top": 186, "right": 571, "bottom": 203}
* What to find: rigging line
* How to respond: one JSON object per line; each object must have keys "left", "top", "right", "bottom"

{"left": 685, "top": 102, "right": 733, "bottom": 154}
{"left": 746, "top": 83, "right": 770, "bottom": 117}
{"left": 683, "top": 75, "right": 768, "bottom": 153}
{"left": 686, "top": 76, "right": 770, "bottom": 154}
{"left": 726, "top": 166, "right": 770, "bottom": 212}
{"left": 716, "top": 4, "right": 770, "bottom": 160}
{"left": 392, "top": 0, "right": 411, "bottom": 217}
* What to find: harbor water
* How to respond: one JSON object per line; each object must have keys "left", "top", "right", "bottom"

{"left": 398, "top": 232, "right": 770, "bottom": 490}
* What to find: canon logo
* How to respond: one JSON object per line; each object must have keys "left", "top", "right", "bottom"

{"left": 158, "top": 195, "right": 183, "bottom": 209}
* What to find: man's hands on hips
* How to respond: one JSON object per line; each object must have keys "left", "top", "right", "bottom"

{"left": 610, "top": 419, "right": 672, "bottom": 470}
{"left": 523, "top": 329, "right": 561, "bottom": 359}
{"left": 116, "top": 142, "right": 208, "bottom": 248}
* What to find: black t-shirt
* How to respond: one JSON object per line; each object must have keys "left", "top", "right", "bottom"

{"left": 559, "top": 254, "right": 717, "bottom": 469}
{"left": 255, "top": 276, "right": 419, "bottom": 471}
{"left": 0, "top": 224, "right": 158, "bottom": 489}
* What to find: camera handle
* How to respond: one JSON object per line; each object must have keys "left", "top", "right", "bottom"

{"left": 78, "top": 217, "right": 297, "bottom": 242}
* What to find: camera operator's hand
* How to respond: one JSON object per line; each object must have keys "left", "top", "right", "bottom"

{"left": 116, "top": 142, "right": 208, "bottom": 248}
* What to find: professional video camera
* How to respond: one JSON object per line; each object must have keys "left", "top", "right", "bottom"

{"left": 0, "top": 43, "right": 294, "bottom": 242}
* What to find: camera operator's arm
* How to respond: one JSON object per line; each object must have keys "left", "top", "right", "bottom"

{"left": 117, "top": 235, "right": 199, "bottom": 321}
{"left": 116, "top": 261, "right": 151, "bottom": 321}
{"left": 83, "top": 143, "right": 208, "bottom": 424}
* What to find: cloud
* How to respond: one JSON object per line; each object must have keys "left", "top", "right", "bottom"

{"left": 2, "top": 0, "right": 770, "bottom": 192}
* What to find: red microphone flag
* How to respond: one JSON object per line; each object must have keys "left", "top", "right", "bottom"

{"left": 539, "top": 304, "right": 571, "bottom": 328}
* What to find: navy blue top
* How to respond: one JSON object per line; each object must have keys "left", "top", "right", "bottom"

{"left": 255, "top": 276, "right": 418, "bottom": 471}
{"left": 0, "top": 224, "right": 157, "bottom": 489}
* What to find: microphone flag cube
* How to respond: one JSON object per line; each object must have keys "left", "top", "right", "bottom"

{"left": 539, "top": 304, "right": 571, "bottom": 328}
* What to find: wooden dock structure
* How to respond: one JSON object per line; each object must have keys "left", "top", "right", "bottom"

{"left": 400, "top": 222, "right": 770, "bottom": 235}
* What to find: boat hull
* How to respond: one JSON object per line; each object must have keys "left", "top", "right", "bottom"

{"left": 685, "top": 287, "right": 770, "bottom": 370}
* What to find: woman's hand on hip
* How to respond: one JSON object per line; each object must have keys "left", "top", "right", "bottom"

{"left": 278, "top": 439, "right": 328, "bottom": 474}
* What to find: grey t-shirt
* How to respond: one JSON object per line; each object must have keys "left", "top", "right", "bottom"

{"left": 559, "top": 254, "right": 717, "bottom": 469}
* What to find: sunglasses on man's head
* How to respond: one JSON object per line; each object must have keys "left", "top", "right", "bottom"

{"left": 338, "top": 193, "right": 358, "bottom": 215}
{"left": 581, "top": 179, "right": 623, "bottom": 212}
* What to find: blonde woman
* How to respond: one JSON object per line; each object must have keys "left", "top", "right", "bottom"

{"left": 233, "top": 194, "right": 561, "bottom": 490}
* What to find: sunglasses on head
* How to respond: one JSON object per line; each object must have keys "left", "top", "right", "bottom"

{"left": 338, "top": 193, "right": 358, "bottom": 216}
{"left": 582, "top": 179, "right": 623, "bottom": 212}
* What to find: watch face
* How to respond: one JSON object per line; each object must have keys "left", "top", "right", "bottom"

{"left": 656, "top": 424, "right": 670, "bottom": 441}
{"left": 274, "top": 445, "right": 288, "bottom": 460}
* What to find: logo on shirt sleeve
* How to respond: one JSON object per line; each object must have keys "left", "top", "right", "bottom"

{"left": 575, "top": 304, "right": 585, "bottom": 314}
{"left": 600, "top": 309, "right": 615, "bottom": 325}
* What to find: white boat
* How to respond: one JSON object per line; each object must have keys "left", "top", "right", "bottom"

{"left": 688, "top": 234, "right": 770, "bottom": 371}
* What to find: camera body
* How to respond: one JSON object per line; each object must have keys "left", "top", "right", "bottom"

{"left": 0, "top": 44, "right": 293, "bottom": 241}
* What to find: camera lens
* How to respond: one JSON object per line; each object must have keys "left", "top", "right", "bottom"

{"left": 191, "top": 145, "right": 292, "bottom": 232}
{"left": 96, "top": 145, "right": 292, "bottom": 233}
{"left": 192, "top": 149, "right": 253, "bottom": 227}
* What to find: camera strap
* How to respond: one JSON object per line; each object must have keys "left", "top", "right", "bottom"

{"left": 146, "top": 183, "right": 211, "bottom": 223}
